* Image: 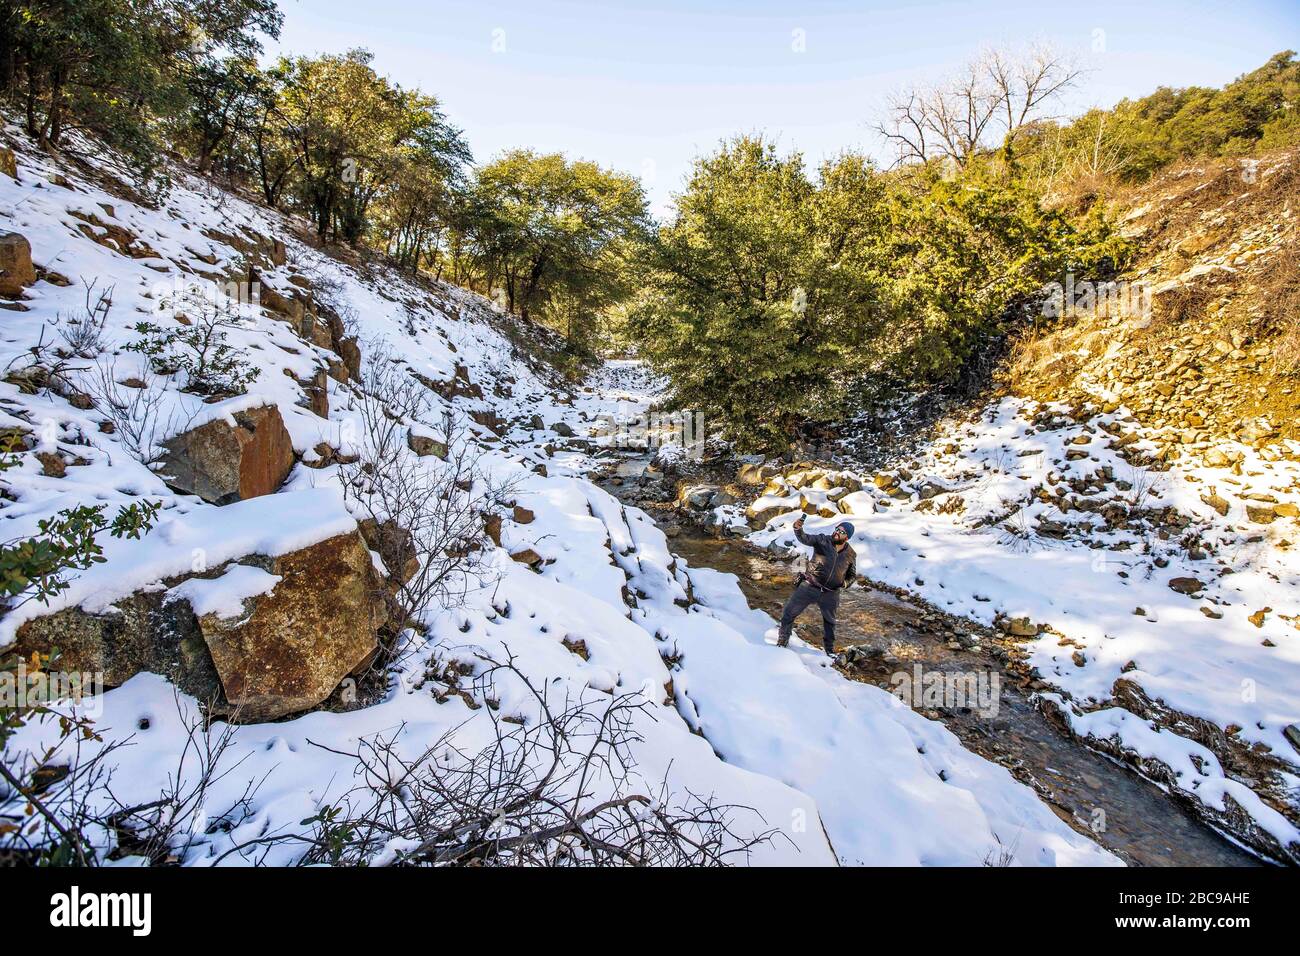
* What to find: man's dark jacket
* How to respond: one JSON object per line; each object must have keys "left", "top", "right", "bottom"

{"left": 795, "top": 525, "right": 857, "bottom": 589}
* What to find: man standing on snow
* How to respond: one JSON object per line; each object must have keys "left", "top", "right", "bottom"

{"left": 776, "top": 516, "right": 857, "bottom": 656}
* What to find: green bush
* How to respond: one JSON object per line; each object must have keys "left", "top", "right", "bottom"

{"left": 125, "top": 309, "right": 260, "bottom": 397}
{"left": 629, "top": 137, "right": 1126, "bottom": 451}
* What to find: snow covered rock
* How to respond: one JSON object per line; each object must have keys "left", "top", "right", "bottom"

{"left": 358, "top": 517, "right": 418, "bottom": 586}
{"left": 406, "top": 429, "right": 447, "bottom": 459}
{"left": 0, "top": 231, "right": 36, "bottom": 297}
{"left": 158, "top": 403, "right": 294, "bottom": 504}
{"left": 337, "top": 336, "right": 362, "bottom": 381}
{"left": 9, "top": 590, "right": 222, "bottom": 701}
{"left": 736, "top": 461, "right": 778, "bottom": 485}
{"left": 191, "top": 531, "right": 386, "bottom": 720}
{"left": 8, "top": 526, "right": 387, "bottom": 722}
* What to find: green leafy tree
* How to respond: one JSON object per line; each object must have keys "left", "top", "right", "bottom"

{"left": 631, "top": 138, "right": 890, "bottom": 449}
{"left": 0, "top": 436, "right": 160, "bottom": 608}
{"left": 468, "top": 150, "right": 648, "bottom": 337}
{"left": 1020, "top": 51, "right": 1300, "bottom": 188}
{"left": 631, "top": 137, "right": 1125, "bottom": 450}
{"left": 268, "top": 49, "right": 470, "bottom": 245}
{"left": 178, "top": 53, "right": 270, "bottom": 175}
{"left": 0, "top": 0, "right": 280, "bottom": 180}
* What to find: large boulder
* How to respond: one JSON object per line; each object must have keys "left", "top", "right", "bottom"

{"left": 0, "top": 231, "right": 36, "bottom": 298}
{"left": 159, "top": 404, "right": 294, "bottom": 504}
{"left": 736, "top": 461, "right": 779, "bottom": 485}
{"left": 745, "top": 501, "right": 788, "bottom": 528}
{"left": 193, "top": 532, "right": 386, "bottom": 720}
{"left": 6, "top": 530, "right": 387, "bottom": 721}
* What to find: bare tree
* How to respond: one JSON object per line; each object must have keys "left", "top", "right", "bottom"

{"left": 877, "top": 45, "right": 1083, "bottom": 167}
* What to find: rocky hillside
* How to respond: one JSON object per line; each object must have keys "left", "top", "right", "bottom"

{"left": 1009, "top": 147, "right": 1298, "bottom": 448}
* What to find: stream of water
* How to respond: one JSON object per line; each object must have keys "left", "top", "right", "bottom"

{"left": 597, "top": 454, "right": 1263, "bottom": 867}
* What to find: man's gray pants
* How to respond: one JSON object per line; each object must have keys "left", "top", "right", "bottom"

{"left": 778, "top": 580, "right": 840, "bottom": 653}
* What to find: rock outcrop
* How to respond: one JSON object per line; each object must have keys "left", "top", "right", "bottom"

{"left": 194, "top": 532, "right": 386, "bottom": 720}
{"left": 6, "top": 530, "right": 387, "bottom": 721}
{"left": 0, "top": 231, "right": 36, "bottom": 297}
{"left": 1007, "top": 149, "right": 1299, "bottom": 445}
{"left": 7, "top": 591, "right": 222, "bottom": 702}
{"left": 159, "top": 404, "right": 294, "bottom": 504}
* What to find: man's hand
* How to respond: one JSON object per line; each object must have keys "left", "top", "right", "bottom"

{"left": 793, "top": 515, "right": 805, "bottom": 531}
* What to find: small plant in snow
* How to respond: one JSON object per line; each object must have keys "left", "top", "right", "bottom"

{"left": 85, "top": 361, "right": 195, "bottom": 468}
{"left": 124, "top": 298, "right": 259, "bottom": 396}
{"left": 55, "top": 279, "right": 114, "bottom": 359}
{"left": 0, "top": 438, "right": 161, "bottom": 610}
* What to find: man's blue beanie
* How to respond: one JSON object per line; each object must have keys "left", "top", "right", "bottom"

{"left": 835, "top": 521, "right": 855, "bottom": 538}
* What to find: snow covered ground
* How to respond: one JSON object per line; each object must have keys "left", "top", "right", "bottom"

{"left": 0, "top": 128, "right": 1118, "bottom": 865}
{"left": 740, "top": 397, "right": 1300, "bottom": 858}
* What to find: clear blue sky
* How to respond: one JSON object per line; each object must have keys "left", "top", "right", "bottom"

{"left": 266, "top": 0, "right": 1299, "bottom": 217}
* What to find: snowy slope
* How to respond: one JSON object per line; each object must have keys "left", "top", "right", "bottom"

{"left": 740, "top": 396, "right": 1300, "bottom": 859}
{"left": 0, "top": 127, "right": 1114, "bottom": 866}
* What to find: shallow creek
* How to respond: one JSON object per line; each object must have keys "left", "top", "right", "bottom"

{"left": 596, "top": 455, "right": 1263, "bottom": 867}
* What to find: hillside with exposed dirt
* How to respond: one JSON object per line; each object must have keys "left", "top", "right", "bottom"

{"left": 1008, "top": 148, "right": 1298, "bottom": 449}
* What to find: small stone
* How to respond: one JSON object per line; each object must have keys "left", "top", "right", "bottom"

{"left": 407, "top": 430, "right": 448, "bottom": 459}
{"left": 1000, "top": 616, "right": 1039, "bottom": 637}
{"left": 1167, "top": 576, "right": 1204, "bottom": 596}
{"left": 1246, "top": 505, "right": 1277, "bottom": 524}
{"left": 1283, "top": 725, "right": 1300, "bottom": 755}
